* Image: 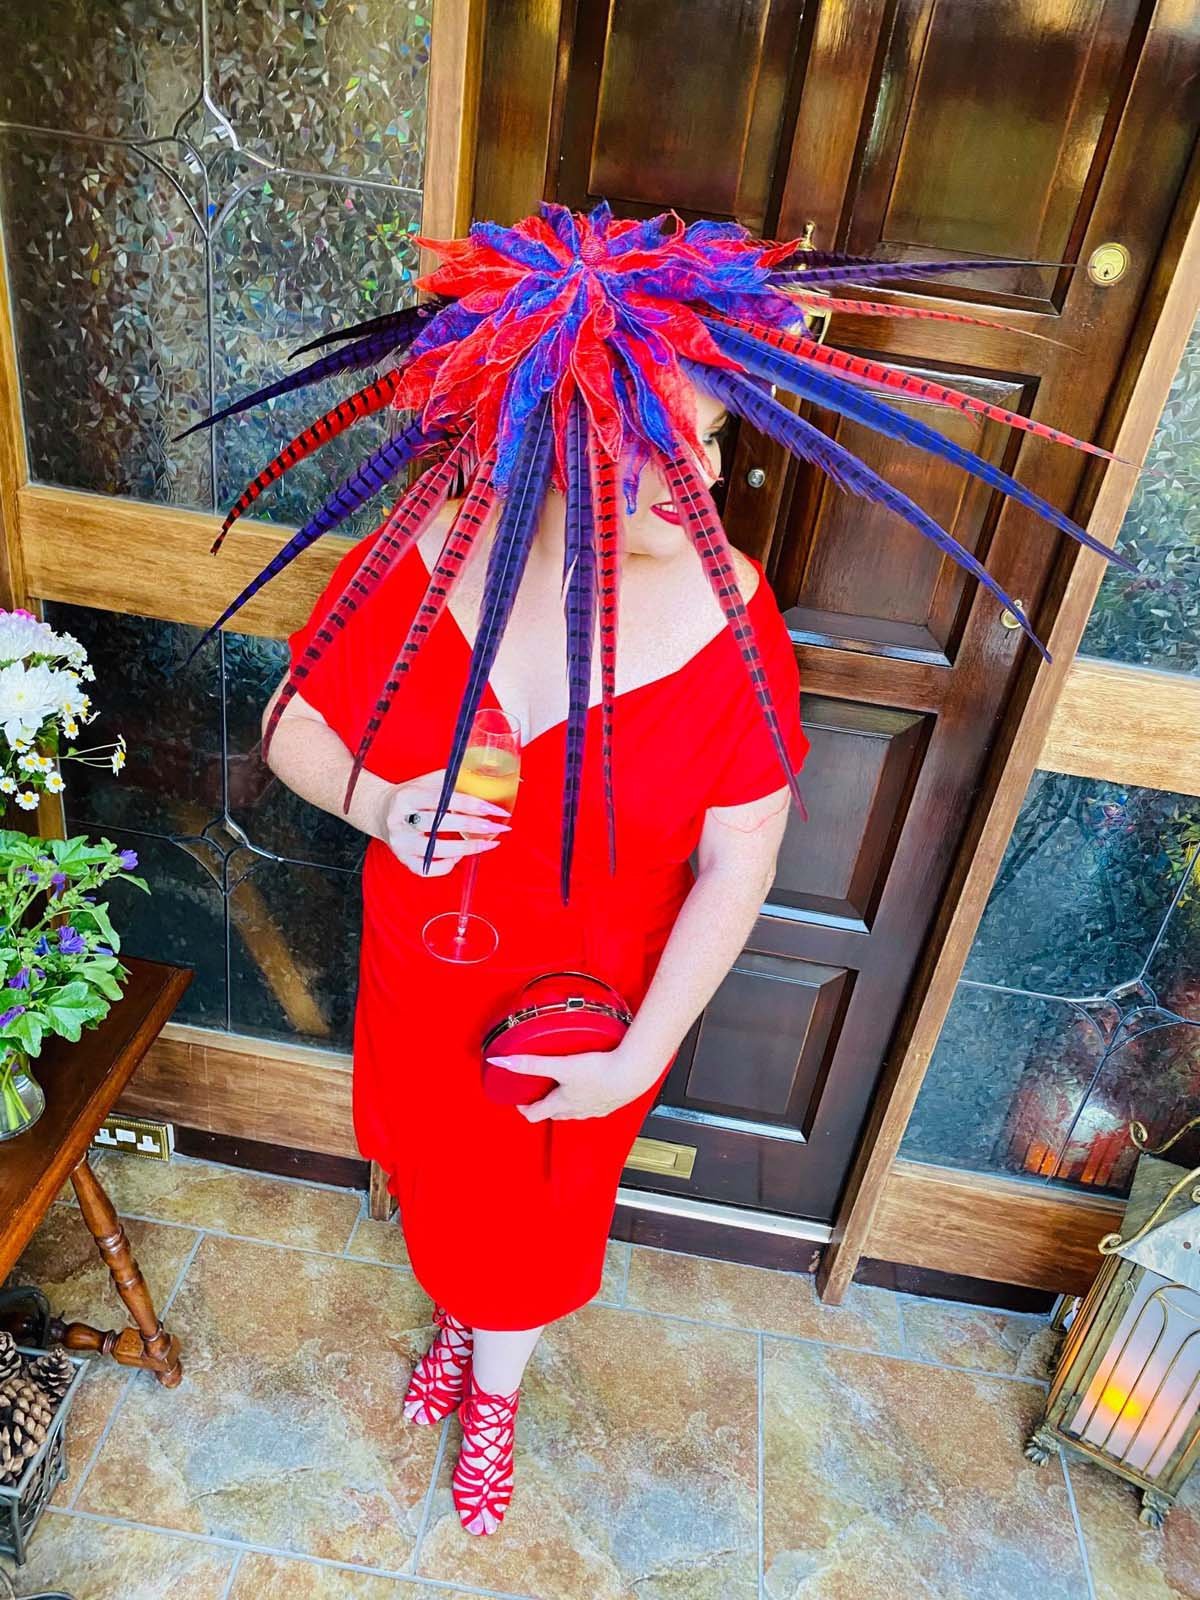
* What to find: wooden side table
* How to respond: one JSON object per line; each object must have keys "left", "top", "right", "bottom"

{"left": 0, "top": 956, "right": 192, "bottom": 1387}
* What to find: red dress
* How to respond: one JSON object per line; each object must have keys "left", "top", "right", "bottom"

{"left": 287, "top": 532, "right": 809, "bottom": 1330}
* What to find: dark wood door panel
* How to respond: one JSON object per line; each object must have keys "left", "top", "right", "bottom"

{"left": 555, "top": 0, "right": 807, "bottom": 226}
{"left": 780, "top": 0, "right": 1151, "bottom": 309}
{"left": 776, "top": 369, "right": 1031, "bottom": 663}
{"left": 772, "top": 694, "right": 926, "bottom": 932}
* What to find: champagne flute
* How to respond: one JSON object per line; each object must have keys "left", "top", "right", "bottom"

{"left": 422, "top": 708, "right": 522, "bottom": 962}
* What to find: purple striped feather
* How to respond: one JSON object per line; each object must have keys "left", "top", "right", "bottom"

{"left": 767, "top": 256, "right": 1071, "bottom": 289}
{"left": 287, "top": 299, "right": 449, "bottom": 360}
{"left": 264, "top": 433, "right": 476, "bottom": 768}
{"left": 171, "top": 324, "right": 419, "bottom": 443}
{"left": 420, "top": 397, "right": 556, "bottom": 874}
{"left": 695, "top": 365, "right": 1053, "bottom": 659}
{"left": 341, "top": 448, "right": 499, "bottom": 814}
{"left": 703, "top": 320, "right": 1134, "bottom": 575}
{"left": 180, "top": 417, "right": 438, "bottom": 669}
{"left": 560, "top": 394, "right": 599, "bottom": 903}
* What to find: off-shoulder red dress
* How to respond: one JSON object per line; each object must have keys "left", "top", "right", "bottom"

{"left": 287, "top": 532, "right": 809, "bottom": 1330}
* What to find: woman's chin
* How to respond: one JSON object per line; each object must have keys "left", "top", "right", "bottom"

{"left": 623, "top": 520, "right": 689, "bottom": 561}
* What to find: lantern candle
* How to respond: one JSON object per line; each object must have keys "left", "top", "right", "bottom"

{"left": 1026, "top": 1119, "right": 1200, "bottom": 1529}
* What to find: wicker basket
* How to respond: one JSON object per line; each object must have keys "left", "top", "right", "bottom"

{"left": 0, "top": 1346, "right": 88, "bottom": 1565}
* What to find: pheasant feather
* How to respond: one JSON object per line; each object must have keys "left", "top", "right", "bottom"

{"left": 341, "top": 447, "right": 498, "bottom": 813}
{"left": 211, "top": 370, "right": 405, "bottom": 553}
{"left": 695, "top": 366, "right": 1049, "bottom": 656}
{"left": 589, "top": 436, "right": 621, "bottom": 877}
{"left": 704, "top": 320, "right": 1132, "bottom": 574}
{"left": 561, "top": 393, "right": 598, "bottom": 904}
{"left": 182, "top": 417, "right": 438, "bottom": 667}
{"left": 172, "top": 323, "right": 425, "bottom": 443}
{"left": 420, "top": 397, "right": 555, "bottom": 875}
{"left": 264, "top": 433, "right": 477, "bottom": 766}
{"left": 662, "top": 452, "right": 807, "bottom": 819}
{"left": 287, "top": 299, "right": 448, "bottom": 360}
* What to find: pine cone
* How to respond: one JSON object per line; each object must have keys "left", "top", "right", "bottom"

{"left": 0, "top": 1374, "right": 53, "bottom": 1484}
{"left": 0, "top": 1332, "right": 21, "bottom": 1385}
{"left": 25, "top": 1346, "right": 73, "bottom": 1405}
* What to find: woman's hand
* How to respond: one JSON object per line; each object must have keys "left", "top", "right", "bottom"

{"left": 380, "top": 769, "right": 511, "bottom": 877}
{"left": 491, "top": 1043, "right": 665, "bottom": 1122}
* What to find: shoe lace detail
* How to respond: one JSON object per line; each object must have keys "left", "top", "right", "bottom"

{"left": 403, "top": 1303, "right": 473, "bottom": 1425}
{"left": 452, "top": 1375, "right": 521, "bottom": 1535}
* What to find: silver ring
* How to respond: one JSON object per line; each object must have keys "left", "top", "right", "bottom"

{"left": 403, "top": 811, "right": 423, "bottom": 830}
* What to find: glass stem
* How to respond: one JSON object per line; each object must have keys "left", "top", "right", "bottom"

{"left": 454, "top": 851, "right": 482, "bottom": 943}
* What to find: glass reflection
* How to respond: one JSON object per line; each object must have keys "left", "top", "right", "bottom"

{"left": 903, "top": 775, "right": 1200, "bottom": 1196}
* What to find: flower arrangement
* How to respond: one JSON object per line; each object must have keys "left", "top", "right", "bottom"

{"left": 0, "top": 608, "right": 125, "bottom": 808}
{"left": 0, "top": 607, "right": 145, "bottom": 1137}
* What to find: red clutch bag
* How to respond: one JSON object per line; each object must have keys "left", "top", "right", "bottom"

{"left": 480, "top": 969, "right": 634, "bottom": 1105}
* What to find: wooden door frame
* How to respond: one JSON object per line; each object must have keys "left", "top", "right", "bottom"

{"left": 819, "top": 139, "right": 1200, "bottom": 1303}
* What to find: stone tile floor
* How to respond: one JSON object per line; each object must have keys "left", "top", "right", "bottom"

{"left": 1, "top": 1149, "right": 1196, "bottom": 1600}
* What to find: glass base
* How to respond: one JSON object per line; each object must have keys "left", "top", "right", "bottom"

{"left": 422, "top": 910, "right": 499, "bottom": 964}
{"left": 0, "top": 1059, "right": 45, "bottom": 1141}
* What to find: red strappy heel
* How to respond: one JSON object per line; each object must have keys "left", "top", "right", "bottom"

{"left": 403, "top": 1303, "right": 473, "bottom": 1425}
{"left": 452, "top": 1368, "right": 521, "bottom": 1535}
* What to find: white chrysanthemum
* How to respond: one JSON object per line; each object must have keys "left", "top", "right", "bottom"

{"left": 52, "top": 631, "right": 88, "bottom": 669}
{"left": 111, "top": 746, "right": 126, "bottom": 773}
{"left": 0, "top": 776, "right": 15, "bottom": 794}
{"left": 45, "top": 772, "right": 64, "bottom": 793}
{"left": 0, "top": 613, "right": 60, "bottom": 666}
{"left": 15, "top": 789, "right": 38, "bottom": 810}
{"left": 57, "top": 676, "right": 88, "bottom": 717}
{"left": 0, "top": 662, "right": 64, "bottom": 746}
{"left": 17, "top": 753, "right": 38, "bottom": 771}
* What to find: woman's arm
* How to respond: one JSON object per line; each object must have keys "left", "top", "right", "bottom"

{"left": 619, "top": 784, "right": 792, "bottom": 1071}
{"left": 261, "top": 676, "right": 396, "bottom": 843}
{"left": 506, "top": 783, "right": 792, "bottom": 1122}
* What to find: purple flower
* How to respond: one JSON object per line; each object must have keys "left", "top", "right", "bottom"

{"left": 22, "top": 866, "right": 39, "bottom": 883}
{"left": 56, "top": 925, "right": 86, "bottom": 955}
{"left": 49, "top": 871, "right": 67, "bottom": 897}
{"left": 6, "top": 966, "right": 30, "bottom": 989}
{"left": 32, "top": 966, "right": 44, "bottom": 980}
{"left": 94, "top": 945, "right": 113, "bottom": 956}
{"left": 118, "top": 849, "right": 138, "bottom": 871}
{"left": 33, "top": 935, "right": 49, "bottom": 957}
{"left": 0, "top": 1004, "right": 26, "bottom": 1028}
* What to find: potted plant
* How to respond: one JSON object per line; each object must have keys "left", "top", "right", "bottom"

{"left": 0, "top": 607, "right": 146, "bottom": 1139}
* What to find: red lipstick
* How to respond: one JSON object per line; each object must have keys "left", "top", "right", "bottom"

{"left": 649, "top": 501, "right": 682, "bottom": 526}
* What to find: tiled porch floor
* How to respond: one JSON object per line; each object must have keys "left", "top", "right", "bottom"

{"left": 2, "top": 1151, "right": 1195, "bottom": 1600}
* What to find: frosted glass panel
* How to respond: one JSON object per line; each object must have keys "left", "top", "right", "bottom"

{"left": 902, "top": 774, "right": 1200, "bottom": 1196}
{"left": 1081, "top": 309, "right": 1200, "bottom": 675}
{"left": 0, "top": 0, "right": 429, "bottom": 517}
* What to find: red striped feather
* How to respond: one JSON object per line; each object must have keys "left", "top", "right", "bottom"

{"left": 342, "top": 449, "right": 499, "bottom": 815}
{"left": 662, "top": 454, "right": 807, "bottom": 821}
{"left": 262, "top": 433, "right": 475, "bottom": 768}
{"left": 589, "top": 437, "right": 622, "bottom": 875}
{"left": 210, "top": 370, "right": 405, "bottom": 554}
{"left": 718, "top": 315, "right": 1122, "bottom": 465}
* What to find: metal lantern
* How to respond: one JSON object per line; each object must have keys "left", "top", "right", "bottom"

{"left": 1027, "top": 1117, "right": 1200, "bottom": 1528}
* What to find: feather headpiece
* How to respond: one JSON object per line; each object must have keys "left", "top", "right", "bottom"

{"left": 181, "top": 199, "right": 1131, "bottom": 904}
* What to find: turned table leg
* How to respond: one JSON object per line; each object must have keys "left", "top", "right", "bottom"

{"left": 368, "top": 1159, "right": 396, "bottom": 1222}
{"left": 59, "top": 1155, "right": 184, "bottom": 1387}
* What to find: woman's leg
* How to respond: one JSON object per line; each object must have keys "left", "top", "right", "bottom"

{"left": 470, "top": 1323, "right": 545, "bottom": 1391}
{"left": 453, "top": 1321, "right": 547, "bottom": 1535}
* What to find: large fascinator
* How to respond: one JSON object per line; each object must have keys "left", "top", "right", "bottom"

{"left": 177, "top": 200, "right": 1131, "bottom": 904}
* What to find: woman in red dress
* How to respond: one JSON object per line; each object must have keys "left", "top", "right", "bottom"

{"left": 268, "top": 379, "right": 808, "bottom": 1534}
{"left": 185, "top": 200, "right": 1117, "bottom": 1537}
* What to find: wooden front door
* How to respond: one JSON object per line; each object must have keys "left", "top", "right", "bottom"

{"left": 473, "top": 0, "right": 1200, "bottom": 1223}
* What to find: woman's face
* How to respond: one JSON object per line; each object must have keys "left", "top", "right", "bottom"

{"left": 620, "top": 385, "right": 730, "bottom": 560}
